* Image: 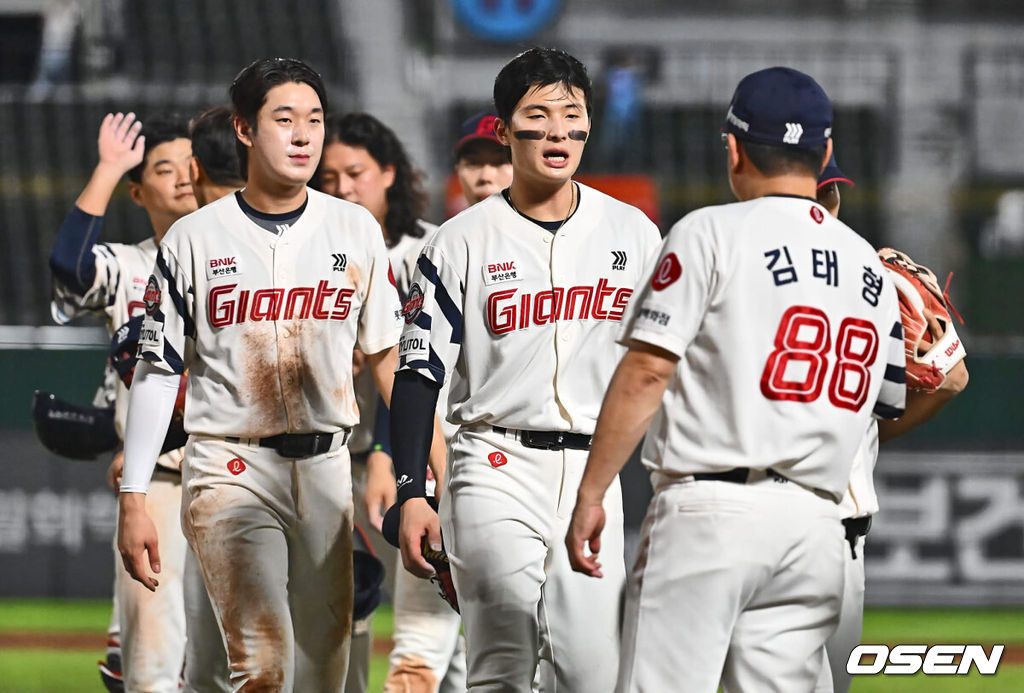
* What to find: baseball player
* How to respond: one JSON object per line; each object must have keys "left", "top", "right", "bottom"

{"left": 390, "top": 47, "right": 663, "bottom": 691}
{"left": 115, "top": 58, "right": 406, "bottom": 691}
{"left": 49, "top": 112, "right": 197, "bottom": 692}
{"left": 452, "top": 111, "right": 513, "bottom": 206}
{"left": 813, "top": 157, "right": 969, "bottom": 693}
{"left": 566, "top": 67, "right": 908, "bottom": 693}
{"left": 368, "top": 112, "right": 512, "bottom": 693}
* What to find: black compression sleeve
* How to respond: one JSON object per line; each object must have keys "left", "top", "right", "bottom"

{"left": 50, "top": 206, "right": 103, "bottom": 293}
{"left": 390, "top": 369, "right": 441, "bottom": 505}
{"left": 371, "top": 393, "right": 392, "bottom": 457}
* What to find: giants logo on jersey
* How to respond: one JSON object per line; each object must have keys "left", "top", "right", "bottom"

{"left": 485, "top": 279, "right": 632, "bottom": 335}
{"left": 208, "top": 280, "right": 354, "bottom": 327}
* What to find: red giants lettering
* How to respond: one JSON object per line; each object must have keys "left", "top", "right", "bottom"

{"left": 209, "top": 280, "right": 354, "bottom": 327}
{"left": 486, "top": 279, "right": 632, "bottom": 335}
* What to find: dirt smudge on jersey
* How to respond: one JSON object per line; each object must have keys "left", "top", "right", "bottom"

{"left": 241, "top": 327, "right": 283, "bottom": 437}
{"left": 278, "top": 319, "right": 311, "bottom": 432}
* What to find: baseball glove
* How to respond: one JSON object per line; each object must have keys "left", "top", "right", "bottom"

{"left": 877, "top": 248, "right": 965, "bottom": 392}
{"left": 421, "top": 536, "right": 460, "bottom": 614}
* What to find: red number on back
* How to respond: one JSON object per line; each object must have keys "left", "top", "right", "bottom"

{"left": 760, "top": 307, "right": 879, "bottom": 411}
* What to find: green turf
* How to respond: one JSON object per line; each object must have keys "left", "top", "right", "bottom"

{"left": 852, "top": 668, "right": 1024, "bottom": 692}
{"left": 0, "top": 599, "right": 110, "bottom": 632}
{"left": 862, "top": 608, "right": 1024, "bottom": 644}
{"left": 0, "top": 649, "right": 108, "bottom": 693}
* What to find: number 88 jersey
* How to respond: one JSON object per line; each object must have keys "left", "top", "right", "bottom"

{"left": 621, "top": 195, "right": 906, "bottom": 500}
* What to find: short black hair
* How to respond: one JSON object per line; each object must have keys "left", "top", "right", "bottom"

{"left": 127, "top": 115, "right": 191, "bottom": 183}
{"left": 739, "top": 140, "right": 829, "bottom": 179}
{"left": 493, "top": 47, "right": 592, "bottom": 124}
{"left": 324, "top": 112, "right": 427, "bottom": 244}
{"left": 229, "top": 57, "right": 327, "bottom": 174}
{"left": 190, "top": 106, "right": 245, "bottom": 185}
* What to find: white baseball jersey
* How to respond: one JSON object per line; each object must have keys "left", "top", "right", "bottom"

{"left": 138, "top": 188, "right": 403, "bottom": 438}
{"left": 350, "top": 220, "right": 437, "bottom": 454}
{"left": 397, "top": 184, "right": 662, "bottom": 432}
{"left": 622, "top": 195, "right": 906, "bottom": 499}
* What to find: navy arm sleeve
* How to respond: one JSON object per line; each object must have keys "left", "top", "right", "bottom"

{"left": 391, "top": 369, "right": 440, "bottom": 505}
{"left": 371, "top": 394, "right": 392, "bottom": 457}
{"left": 50, "top": 206, "right": 103, "bottom": 294}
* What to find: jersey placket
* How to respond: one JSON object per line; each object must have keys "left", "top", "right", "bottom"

{"left": 549, "top": 227, "right": 577, "bottom": 429}
{"left": 271, "top": 232, "right": 304, "bottom": 432}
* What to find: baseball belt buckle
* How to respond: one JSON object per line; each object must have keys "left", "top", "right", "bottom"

{"left": 521, "top": 430, "right": 561, "bottom": 450}
{"left": 278, "top": 433, "right": 325, "bottom": 458}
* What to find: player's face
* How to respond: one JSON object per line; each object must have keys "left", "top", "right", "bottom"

{"left": 496, "top": 82, "right": 589, "bottom": 190}
{"left": 318, "top": 142, "right": 395, "bottom": 225}
{"left": 131, "top": 138, "right": 197, "bottom": 219}
{"left": 242, "top": 81, "right": 324, "bottom": 188}
{"left": 455, "top": 143, "right": 513, "bottom": 205}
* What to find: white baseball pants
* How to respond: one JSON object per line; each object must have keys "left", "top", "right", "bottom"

{"left": 182, "top": 435, "right": 354, "bottom": 693}
{"left": 440, "top": 425, "right": 625, "bottom": 692}
{"left": 815, "top": 534, "right": 866, "bottom": 693}
{"left": 617, "top": 475, "right": 844, "bottom": 693}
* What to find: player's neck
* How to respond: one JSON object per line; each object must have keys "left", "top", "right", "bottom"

{"left": 240, "top": 175, "right": 308, "bottom": 215}
{"left": 737, "top": 173, "right": 818, "bottom": 202}
{"left": 148, "top": 210, "right": 180, "bottom": 244}
{"left": 507, "top": 179, "right": 576, "bottom": 222}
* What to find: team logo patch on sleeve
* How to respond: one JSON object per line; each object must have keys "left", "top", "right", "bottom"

{"left": 143, "top": 276, "right": 162, "bottom": 316}
{"left": 402, "top": 283, "right": 425, "bottom": 324}
{"left": 388, "top": 262, "right": 398, "bottom": 288}
{"left": 651, "top": 253, "right": 683, "bottom": 291}
{"left": 810, "top": 206, "right": 825, "bottom": 224}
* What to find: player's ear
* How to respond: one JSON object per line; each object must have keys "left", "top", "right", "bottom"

{"left": 381, "top": 163, "right": 396, "bottom": 191}
{"left": 189, "top": 157, "right": 203, "bottom": 186}
{"left": 495, "top": 118, "right": 512, "bottom": 147}
{"left": 128, "top": 181, "right": 144, "bottom": 208}
{"left": 234, "top": 115, "right": 254, "bottom": 149}
{"left": 820, "top": 138, "right": 834, "bottom": 177}
{"left": 726, "top": 133, "right": 741, "bottom": 175}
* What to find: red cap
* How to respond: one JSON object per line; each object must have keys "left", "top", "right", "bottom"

{"left": 454, "top": 112, "right": 502, "bottom": 156}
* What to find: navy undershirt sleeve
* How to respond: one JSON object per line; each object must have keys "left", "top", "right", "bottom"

{"left": 49, "top": 206, "right": 103, "bottom": 293}
{"left": 391, "top": 370, "right": 441, "bottom": 505}
{"left": 371, "top": 394, "right": 392, "bottom": 457}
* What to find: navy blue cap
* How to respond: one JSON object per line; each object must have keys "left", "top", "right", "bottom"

{"left": 818, "top": 154, "right": 853, "bottom": 188}
{"left": 724, "top": 67, "right": 833, "bottom": 150}
{"left": 454, "top": 112, "right": 502, "bottom": 156}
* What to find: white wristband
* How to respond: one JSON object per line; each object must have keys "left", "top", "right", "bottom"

{"left": 120, "top": 360, "right": 182, "bottom": 494}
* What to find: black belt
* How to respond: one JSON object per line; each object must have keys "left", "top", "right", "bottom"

{"left": 492, "top": 426, "right": 592, "bottom": 451}
{"left": 842, "top": 515, "right": 872, "bottom": 559}
{"left": 225, "top": 430, "right": 350, "bottom": 459}
{"left": 693, "top": 467, "right": 792, "bottom": 484}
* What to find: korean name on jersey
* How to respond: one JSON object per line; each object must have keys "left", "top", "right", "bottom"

{"left": 398, "top": 184, "right": 662, "bottom": 433}
{"left": 621, "top": 196, "right": 906, "bottom": 499}
{"left": 138, "top": 189, "right": 403, "bottom": 439}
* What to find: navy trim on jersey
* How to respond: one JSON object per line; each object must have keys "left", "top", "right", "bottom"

{"left": 873, "top": 402, "right": 904, "bottom": 419}
{"left": 156, "top": 250, "right": 196, "bottom": 339}
{"left": 403, "top": 345, "right": 446, "bottom": 383}
{"left": 417, "top": 255, "right": 463, "bottom": 344}
{"left": 139, "top": 343, "right": 185, "bottom": 375}
{"left": 884, "top": 364, "right": 906, "bottom": 384}
{"left": 890, "top": 321, "right": 903, "bottom": 339}
{"left": 49, "top": 206, "right": 104, "bottom": 294}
